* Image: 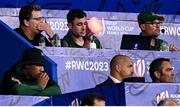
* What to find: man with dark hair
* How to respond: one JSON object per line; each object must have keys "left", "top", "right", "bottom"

{"left": 138, "top": 12, "right": 179, "bottom": 51}
{"left": 1, "top": 48, "right": 61, "bottom": 96}
{"left": 15, "top": 4, "right": 56, "bottom": 46}
{"left": 81, "top": 92, "right": 105, "bottom": 106}
{"left": 157, "top": 99, "right": 178, "bottom": 106}
{"left": 149, "top": 58, "right": 174, "bottom": 83}
{"left": 61, "top": 9, "right": 102, "bottom": 48}
{"left": 96, "top": 54, "right": 133, "bottom": 87}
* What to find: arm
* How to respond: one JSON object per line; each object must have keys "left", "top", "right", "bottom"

{"left": 37, "top": 21, "right": 55, "bottom": 46}
{"left": 39, "top": 84, "right": 61, "bottom": 96}
{"left": 37, "top": 73, "right": 61, "bottom": 96}
{"left": 11, "top": 84, "right": 43, "bottom": 95}
{"left": 83, "top": 32, "right": 94, "bottom": 48}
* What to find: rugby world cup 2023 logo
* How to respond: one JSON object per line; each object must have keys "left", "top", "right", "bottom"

{"left": 133, "top": 59, "right": 146, "bottom": 77}
{"left": 70, "top": 98, "right": 79, "bottom": 106}
{"left": 156, "top": 90, "right": 169, "bottom": 104}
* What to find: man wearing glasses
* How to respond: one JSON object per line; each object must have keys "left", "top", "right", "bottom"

{"left": 138, "top": 12, "right": 179, "bottom": 51}
{"left": 15, "top": 4, "right": 55, "bottom": 46}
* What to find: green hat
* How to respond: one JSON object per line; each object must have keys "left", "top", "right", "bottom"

{"left": 138, "top": 12, "right": 164, "bottom": 24}
{"left": 21, "top": 48, "right": 45, "bottom": 66}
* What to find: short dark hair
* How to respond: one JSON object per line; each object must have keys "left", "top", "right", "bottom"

{"left": 67, "top": 9, "right": 86, "bottom": 24}
{"left": 157, "top": 99, "right": 178, "bottom": 106}
{"left": 81, "top": 92, "right": 104, "bottom": 106}
{"left": 19, "top": 4, "right": 41, "bottom": 25}
{"left": 149, "top": 58, "right": 170, "bottom": 82}
{"left": 110, "top": 54, "right": 129, "bottom": 70}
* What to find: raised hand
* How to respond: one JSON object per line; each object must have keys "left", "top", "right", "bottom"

{"left": 37, "top": 73, "right": 49, "bottom": 90}
{"left": 169, "top": 44, "right": 180, "bottom": 51}
{"left": 37, "top": 20, "right": 54, "bottom": 39}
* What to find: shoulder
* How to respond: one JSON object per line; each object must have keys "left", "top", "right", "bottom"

{"left": 61, "top": 38, "right": 70, "bottom": 47}
{"left": 14, "top": 28, "right": 24, "bottom": 35}
{"left": 61, "top": 34, "right": 72, "bottom": 47}
{"left": 14, "top": 28, "right": 20, "bottom": 32}
{"left": 3, "top": 62, "right": 22, "bottom": 79}
{"left": 96, "top": 77, "right": 114, "bottom": 87}
{"left": 157, "top": 38, "right": 168, "bottom": 44}
{"left": 1, "top": 62, "right": 22, "bottom": 94}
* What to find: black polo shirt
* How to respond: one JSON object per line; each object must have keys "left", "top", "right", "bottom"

{"left": 15, "top": 28, "right": 52, "bottom": 46}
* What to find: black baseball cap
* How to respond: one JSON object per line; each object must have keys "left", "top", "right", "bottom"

{"left": 21, "top": 48, "right": 45, "bottom": 66}
{"left": 138, "top": 12, "right": 164, "bottom": 24}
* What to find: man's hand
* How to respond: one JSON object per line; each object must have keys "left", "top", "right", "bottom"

{"left": 37, "top": 21, "right": 54, "bottom": 39}
{"left": 169, "top": 44, "right": 180, "bottom": 51}
{"left": 85, "top": 32, "right": 94, "bottom": 42}
{"left": 83, "top": 32, "right": 94, "bottom": 48}
{"left": 37, "top": 73, "right": 49, "bottom": 90}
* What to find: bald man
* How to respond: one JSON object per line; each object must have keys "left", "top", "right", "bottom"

{"left": 96, "top": 54, "right": 133, "bottom": 87}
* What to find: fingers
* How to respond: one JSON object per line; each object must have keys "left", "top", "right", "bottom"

{"left": 169, "top": 44, "right": 180, "bottom": 51}
{"left": 40, "top": 73, "right": 49, "bottom": 81}
{"left": 38, "top": 73, "right": 49, "bottom": 89}
{"left": 86, "top": 32, "right": 94, "bottom": 42}
{"left": 37, "top": 22, "right": 54, "bottom": 38}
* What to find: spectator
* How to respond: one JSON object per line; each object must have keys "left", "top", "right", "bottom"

{"left": 138, "top": 12, "right": 179, "bottom": 51}
{"left": 1, "top": 48, "right": 61, "bottom": 96}
{"left": 15, "top": 4, "right": 56, "bottom": 46}
{"left": 149, "top": 58, "right": 174, "bottom": 83}
{"left": 81, "top": 92, "right": 105, "bottom": 106}
{"left": 61, "top": 9, "right": 102, "bottom": 49}
{"left": 96, "top": 54, "right": 133, "bottom": 87}
{"left": 157, "top": 99, "right": 178, "bottom": 106}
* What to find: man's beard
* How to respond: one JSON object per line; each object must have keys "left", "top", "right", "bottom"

{"left": 71, "top": 31, "right": 86, "bottom": 37}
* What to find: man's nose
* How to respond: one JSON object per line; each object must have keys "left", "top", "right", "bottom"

{"left": 82, "top": 24, "right": 86, "bottom": 30}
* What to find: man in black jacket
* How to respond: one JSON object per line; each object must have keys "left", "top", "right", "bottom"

{"left": 15, "top": 4, "right": 56, "bottom": 46}
{"left": 96, "top": 54, "right": 133, "bottom": 87}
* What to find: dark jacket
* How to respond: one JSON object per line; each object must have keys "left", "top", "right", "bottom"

{"left": 149, "top": 38, "right": 168, "bottom": 51}
{"left": 15, "top": 28, "right": 52, "bottom": 46}
{"left": 61, "top": 31, "right": 102, "bottom": 49}
{"left": 96, "top": 77, "right": 115, "bottom": 87}
{"left": 96, "top": 77, "right": 145, "bottom": 87}
{"left": 1, "top": 62, "right": 61, "bottom": 96}
{"left": 139, "top": 32, "right": 168, "bottom": 51}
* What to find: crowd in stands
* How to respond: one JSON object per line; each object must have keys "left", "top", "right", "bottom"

{"left": 0, "top": 3, "right": 179, "bottom": 106}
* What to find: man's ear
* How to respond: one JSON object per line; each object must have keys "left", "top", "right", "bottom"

{"left": 24, "top": 19, "right": 30, "bottom": 26}
{"left": 154, "top": 71, "right": 161, "bottom": 79}
{"left": 67, "top": 23, "right": 72, "bottom": 29}
{"left": 139, "top": 24, "right": 146, "bottom": 31}
{"left": 115, "top": 65, "right": 121, "bottom": 72}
